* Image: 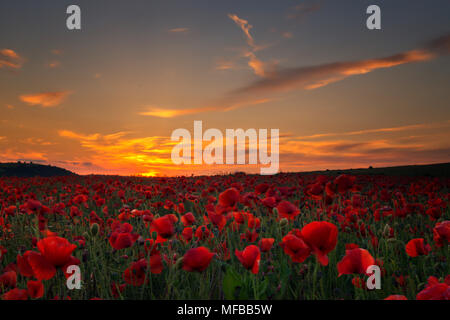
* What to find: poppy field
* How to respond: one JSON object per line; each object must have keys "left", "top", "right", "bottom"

{"left": 0, "top": 172, "right": 449, "bottom": 300}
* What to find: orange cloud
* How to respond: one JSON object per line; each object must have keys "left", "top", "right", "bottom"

{"left": 58, "top": 130, "right": 177, "bottom": 176}
{"left": 228, "top": 13, "right": 269, "bottom": 77}
{"left": 138, "top": 98, "right": 271, "bottom": 118}
{"left": 47, "top": 61, "right": 61, "bottom": 68}
{"left": 215, "top": 58, "right": 237, "bottom": 70}
{"left": 244, "top": 51, "right": 267, "bottom": 77}
{"left": 297, "top": 121, "right": 450, "bottom": 140}
{"left": 19, "top": 91, "right": 72, "bottom": 107}
{"left": 0, "top": 49, "right": 24, "bottom": 70}
{"left": 53, "top": 119, "right": 450, "bottom": 176}
{"left": 276, "top": 120, "right": 450, "bottom": 172}
{"left": 168, "top": 27, "right": 189, "bottom": 33}
{"left": 232, "top": 33, "right": 450, "bottom": 97}
{"left": 139, "top": 106, "right": 216, "bottom": 118}
{"left": 228, "top": 14, "right": 255, "bottom": 48}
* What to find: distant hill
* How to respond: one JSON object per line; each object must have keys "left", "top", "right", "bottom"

{"left": 0, "top": 162, "right": 76, "bottom": 177}
{"left": 304, "top": 162, "right": 450, "bottom": 178}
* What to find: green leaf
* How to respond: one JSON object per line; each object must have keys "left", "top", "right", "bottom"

{"left": 222, "top": 267, "right": 243, "bottom": 300}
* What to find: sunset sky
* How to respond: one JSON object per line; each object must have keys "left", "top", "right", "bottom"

{"left": 1, "top": 0, "right": 450, "bottom": 176}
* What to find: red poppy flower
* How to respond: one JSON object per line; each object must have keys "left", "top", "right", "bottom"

{"left": 20, "top": 250, "right": 56, "bottom": 281}
{"left": 181, "top": 212, "right": 196, "bottom": 226}
{"left": 111, "top": 282, "right": 126, "bottom": 299}
{"left": 109, "top": 223, "right": 139, "bottom": 250}
{"left": 37, "top": 236, "right": 77, "bottom": 267}
{"left": 405, "top": 238, "right": 430, "bottom": 257}
{"left": 259, "top": 238, "right": 275, "bottom": 252}
{"left": 334, "top": 174, "right": 355, "bottom": 193}
{"left": 181, "top": 227, "right": 193, "bottom": 243}
{"left": 151, "top": 214, "right": 178, "bottom": 239}
{"left": 149, "top": 252, "right": 164, "bottom": 274}
{"left": 182, "top": 247, "right": 215, "bottom": 272}
{"left": 17, "top": 251, "right": 36, "bottom": 278}
{"left": 337, "top": 248, "right": 375, "bottom": 276}
{"left": 416, "top": 276, "right": 450, "bottom": 300}
{"left": 276, "top": 200, "right": 300, "bottom": 221}
{"left": 301, "top": 221, "right": 338, "bottom": 266}
{"left": 384, "top": 295, "right": 407, "bottom": 300}
{"left": 433, "top": 220, "right": 450, "bottom": 247}
{"left": 195, "top": 225, "right": 214, "bottom": 241}
{"left": 27, "top": 280, "right": 44, "bottom": 299}
{"left": 255, "top": 183, "right": 270, "bottom": 195}
{"left": 345, "top": 243, "right": 359, "bottom": 250}
{"left": 240, "top": 229, "right": 259, "bottom": 243}
{"left": 219, "top": 188, "right": 240, "bottom": 208}
{"left": 207, "top": 211, "right": 227, "bottom": 231}
{"left": 2, "top": 288, "right": 28, "bottom": 300}
{"left": 4, "top": 205, "right": 17, "bottom": 216}
{"left": 0, "top": 270, "right": 17, "bottom": 288}
{"left": 123, "top": 259, "right": 148, "bottom": 286}
{"left": 26, "top": 199, "right": 42, "bottom": 212}
{"left": 235, "top": 245, "right": 260, "bottom": 274}
{"left": 261, "top": 196, "right": 277, "bottom": 209}
{"left": 279, "top": 233, "right": 311, "bottom": 263}
{"left": 426, "top": 207, "right": 442, "bottom": 220}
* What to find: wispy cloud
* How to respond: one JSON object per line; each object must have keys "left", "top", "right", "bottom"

{"left": 228, "top": 13, "right": 269, "bottom": 77}
{"left": 266, "top": 119, "right": 450, "bottom": 172}
{"left": 139, "top": 107, "right": 216, "bottom": 118}
{"left": 21, "top": 137, "right": 55, "bottom": 146}
{"left": 281, "top": 31, "right": 293, "bottom": 39}
{"left": 228, "top": 14, "right": 256, "bottom": 49}
{"left": 296, "top": 121, "right": 450, "bottom": 140}
{"left": 138, "top": 98, "right": 271, "bottom": 118}
{"left": 231, "top": 33, "right": 450, "bottom": 97}
{"left": 47, "top": 61, "right": 61, "bottom": 68}
{"left": 215, "top": 58, "right": 237, "bottom": 71}
{"left": 0, "top": 49, "right": 24, "bottom": 70}
{"left": 19, "top": 91, "right": 72, "bottom": 107}
{"left": 287, "top": 1, "right": 322, "bottom": 21}
{"left": 168, "top": 27, "right": 189, "bottom": 33}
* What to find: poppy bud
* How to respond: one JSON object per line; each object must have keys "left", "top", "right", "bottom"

{"left": 279, "top": 218, "right": 288, "bottom": 227}
{"left": 151, "top": 231, "right": 158, "bottom": 240}
{"left": 90, "top": 223, "right": 100, "bottom": 236}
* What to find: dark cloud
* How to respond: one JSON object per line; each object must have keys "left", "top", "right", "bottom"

{"left": 287, "top": 2, "right": 322, "bottom": 21}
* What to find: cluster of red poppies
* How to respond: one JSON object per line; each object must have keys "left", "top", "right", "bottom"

{"left": 0, "top": 172, "right": 448, "bottom": 300}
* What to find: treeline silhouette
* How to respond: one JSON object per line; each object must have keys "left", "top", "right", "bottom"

{"left": 0, "top": 162, "right": 75, "bottom": 177}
